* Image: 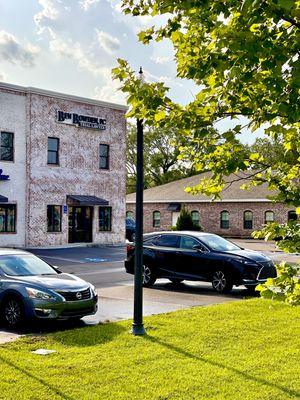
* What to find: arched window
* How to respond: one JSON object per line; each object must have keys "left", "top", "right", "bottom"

{"left": 191, "top": 211, "right": 200, "bottom": 227}
{"left": 288, "top": 211, "right": 297, "bottom": 221}
{"left": 220, "top": 211, "right": 229, "bottom": 229}
{"left": 244, "top": 211, "right": 253, "bottom": 229}
{"left": 126, "top": 211, "right": 134, "bottom": 219}
{"left": 153, "top": 211, "right": 161, "bottom": 228}
{"left": 264, "top": 211, "right": 274, "bottom": 224}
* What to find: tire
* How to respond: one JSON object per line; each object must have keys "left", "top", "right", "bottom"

{"left": 212, "top": 270, "right": 233, "bottom": 293}
{"left": 142, "top": 265, "right": 156, "bottom": 287}
{"left": 169, "top": 279, "right": 184, "bottom": 284}
{"left": 245, "top": 285, "right": 258, "bottom": 295}
{"left": 1, "top": 296, "right": 25, "bottom": 328}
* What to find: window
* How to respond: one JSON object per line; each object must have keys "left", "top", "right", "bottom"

{"left": 99, "top": 144, "right": 109, "bottom": 169}
{"left": 0, "top": 132, "right": 14, "bottom": 161}
{"left": 47, "top": 137, "right": 59, "bottom": 165}
{"left": 220, "top": 211, "right": 229, "bottom": 229}
{"left": 155, "top": 234, "right": 179, "bottom": 248}
{"left": 191, "top": 211, "right": 200, "bottom": 226}
{"left": 153, "top": 211, "right": 161, "bottom": 228}
{"left": 288, "top": 211, "right": 297, "bottom": 221}
{"left": 99, "top": 206, "right": 112, "bottom": 231}
{"left": 180, "top": 236, "right": 200, "bottom": 250}
{"left": 0, "top": 205, "right": 16, "bottom": 233}
{"left": 126, "top": 211, "right": 134, "bottom": 219}
{"left": 265, "top": 211, "right": 274, "bottom": 224}
{"left": 244, "top": 211, "right": 253, "bottom": 229}
{"left": 47, "top": 205, "right": 62, "bottom": 232}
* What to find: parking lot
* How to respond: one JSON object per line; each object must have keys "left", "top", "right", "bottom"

{"left": 0, "top": 239, "right": 299, "bottom": 342}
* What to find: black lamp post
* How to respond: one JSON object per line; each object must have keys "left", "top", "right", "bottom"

{"left": 132, "top": 66, "right": 146, "bottom": 336}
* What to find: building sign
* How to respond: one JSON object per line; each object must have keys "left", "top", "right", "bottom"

{"left": 63, "top": 205, "right": 68, "bottom": 214}
{"left": 0, "top": 169, "right": 9, "bottom": 181}
{"left": 56, "top": 111, "right": 106, "bottom": 130}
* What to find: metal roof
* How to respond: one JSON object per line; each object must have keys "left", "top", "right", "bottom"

{"left": 67, "top": 195, "right": 109, "bottom": 206}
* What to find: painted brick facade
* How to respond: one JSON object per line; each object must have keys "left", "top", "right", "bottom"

{"left": 0, "top": 83, "right": 126, "bottom": 247}
{"left": 126, "top": 202, "right": 295, "bottom": 238}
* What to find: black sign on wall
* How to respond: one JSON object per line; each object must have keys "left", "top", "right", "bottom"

{"left": 56, "top": 111, "right": 106, "bottom": 130}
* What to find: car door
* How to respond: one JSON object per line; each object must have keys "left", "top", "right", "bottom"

{"left": 176, "top": 235, "right": 211, "bottom": 280}
{"left": 151, "top": 234, "right": 180, "bottom": 278}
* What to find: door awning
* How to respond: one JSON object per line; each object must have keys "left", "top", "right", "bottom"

{"left": 167, "top": 203, "right": 181, "bottom": 211}
{"left": 67, "top": 195, "right": 109, "bottom": 206}
{"left": 0, "top": 195, "right": 8, "bottom": 203}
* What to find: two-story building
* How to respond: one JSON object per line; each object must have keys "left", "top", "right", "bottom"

{"left": 0, "top": 82, "right": 127, "bottom": 247}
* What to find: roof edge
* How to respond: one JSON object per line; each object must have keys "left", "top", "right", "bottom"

{"left": 0, "top": 81, "right": 128, "bottom": 112}
{"left": 126, "top": 199, "right": 273, "bottom": 204}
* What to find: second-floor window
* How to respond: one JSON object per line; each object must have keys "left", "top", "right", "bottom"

{"left": 99, "top": 144, "right": 109, "bottom": 169}
{"left": 0, "top": 132, "right": 14, "bottom": 162}
{"left": 47, "top": 137, "right": 59, "bottom": 165}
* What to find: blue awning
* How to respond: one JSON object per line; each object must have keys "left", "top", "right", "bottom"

{"left": 67, "top": 195, "right": 109, "bottom": 206}
{"left": 0, "top": 195, "right": 8, "bottom": 203}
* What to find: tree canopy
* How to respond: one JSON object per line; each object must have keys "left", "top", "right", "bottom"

{"left": 113, "top": 0, "right": 300, "bottom": 252}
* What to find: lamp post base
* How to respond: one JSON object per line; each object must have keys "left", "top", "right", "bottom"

{"left": 131, "top": 323, "right": 146, "bottom": 335}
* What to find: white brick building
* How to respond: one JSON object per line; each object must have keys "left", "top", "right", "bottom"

{"left": 0, "top": 82, "right": 127, "bottom": 247}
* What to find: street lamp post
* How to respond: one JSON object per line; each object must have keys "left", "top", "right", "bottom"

{"left": 132, "top": 66, "right": 146, "bottom": 336}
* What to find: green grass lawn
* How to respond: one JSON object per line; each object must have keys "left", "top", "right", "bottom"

{"left": 0, "top": 299, "right": 299, "bottom": 400}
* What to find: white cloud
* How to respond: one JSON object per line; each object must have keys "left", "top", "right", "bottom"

{"left": 150, "top": 56, "right": 171, "bottom": 65}
{"left": 95, "top": 29, "right": 120, "bottom": 54}
{"left": 34, "top": 0, "right": 60, "bottom": 36}
{"left": 80, "top": 0, "right": 100, "bottom": 11}
{"left": 94, "top": 78, "right": 126, "bottom": 104}
{"left": 0, "top": 71, "right": 6, "bottom": 81}
{"left": 0, "top": 30, "right": 40, "bottom": 67}
{"left": 49, "top": 37, "right": 110, "bottom": 77}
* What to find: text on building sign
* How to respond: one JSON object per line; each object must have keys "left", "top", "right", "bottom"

{"left": 57, "top": 111, "right": 106, "bottom": 130}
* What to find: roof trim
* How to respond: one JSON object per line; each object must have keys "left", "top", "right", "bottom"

{"left": 0, "top": 82, "right": 128, "bottom": 112}
{"left": 126, "top": 198, "right": 273, "bottom": 204}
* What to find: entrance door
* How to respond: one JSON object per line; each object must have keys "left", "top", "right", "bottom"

{"left": 68, "top": 206, "right": 93, "bottom": 243}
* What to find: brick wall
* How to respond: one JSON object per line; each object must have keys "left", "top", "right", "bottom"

{"left": 126, "top": 202, "right": 295, "bottom": 237}
{"left": 27, "top": 93, "right": 126, "bottom": 246}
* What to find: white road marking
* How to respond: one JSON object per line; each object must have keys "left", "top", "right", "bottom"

{"left": 76, "top": 268, "right": 125, "bottom": 276}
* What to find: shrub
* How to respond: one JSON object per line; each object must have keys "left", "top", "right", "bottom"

{"left": 176, "top": 207, "right": 203, "bottom": 231}
{"left": 256, "top": 262, "right": 300, "bottom": 306}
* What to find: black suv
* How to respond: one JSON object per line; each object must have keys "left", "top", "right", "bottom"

{"left": 126, "top": 218, "right": 136, "bottom": 241}
{"left": 125, "top": 231, "right": 276, "bottom": 293}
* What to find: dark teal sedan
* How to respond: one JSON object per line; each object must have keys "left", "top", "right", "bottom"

{"left": 0, "top": 248, "right": 98, "bottom": 328}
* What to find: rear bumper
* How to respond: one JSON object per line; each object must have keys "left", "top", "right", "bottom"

{"left": 27, "top": 295, "right": 98, "bottom": 319}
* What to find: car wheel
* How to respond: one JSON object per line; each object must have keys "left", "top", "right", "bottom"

{"left": 245, "top": 285, "right": 258, "bottom": 295}
{"left": 212, "top": 270, "right": 233, "bottom": 293}
{"left": 169, "top": 279, "right": 184, "bottom": 284}
{"left": 142, "top": 265, "right": 156, "bottom": 287}
{"left": 1, "top": 296, "right": 25, "bottom": 328}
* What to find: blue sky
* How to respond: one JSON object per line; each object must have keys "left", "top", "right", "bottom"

{"left": 0, "top": 0, "right": 261, "bottom": 143}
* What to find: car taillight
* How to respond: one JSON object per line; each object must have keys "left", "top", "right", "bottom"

{"left": 127, "top": 244, "right": 135, "bottom": 252}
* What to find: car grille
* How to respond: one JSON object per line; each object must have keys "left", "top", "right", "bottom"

{"left": 257, "top": 261, "right": 277, "bottom": 280}
{"left": 57, "top": 288, "right": 91, "bottom": 301}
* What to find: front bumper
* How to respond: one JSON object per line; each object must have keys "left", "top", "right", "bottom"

{"left": 29, "top": 294, "right": 98, "bottom": 319}
{"left": 241, "top": 262, "right": 277, "bottom": 286}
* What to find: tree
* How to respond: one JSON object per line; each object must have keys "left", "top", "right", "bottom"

{"left": 113, "top": 0, "right": 300, "bottom": 252}
{"left": 126, "top": 124, "right": 196, "bottom": 193}
{"left": 175, "top": 207, "right": 203, "bottom": 231}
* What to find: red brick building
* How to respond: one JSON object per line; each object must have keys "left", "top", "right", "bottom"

{"left": 126, "top": 174, "right": 296, "bottom": 237}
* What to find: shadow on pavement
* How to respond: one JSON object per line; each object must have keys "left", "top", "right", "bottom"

{"left": 150, "top": 281, "right": 259, "bottom": 299}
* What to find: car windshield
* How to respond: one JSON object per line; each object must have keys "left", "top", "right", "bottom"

{"left": 199, "top": 235, "right": 240, "bottom": 252}
{"left": 0, "top": 254, "right": 57, "bottom": 276}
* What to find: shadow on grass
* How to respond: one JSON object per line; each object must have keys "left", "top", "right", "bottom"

{"left": 0, "top": 354, "right": 74, "bottom": 400}
{"left": 143, "top": 334, "right": 299, "bottom": 398}
{"left": 48, "top": 322, "right": 127, "bottom": 347}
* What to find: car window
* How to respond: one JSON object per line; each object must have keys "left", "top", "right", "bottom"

{"left": 199, "top": 235, "right": 240, "bottom": 251}
{"left": 143, "top": 235, "right": 158, "bottom": 245}
{"left": 154, "top": 235, "right": 179, "bottom": 248}
{"left": 180, "top": 236, "right": 200, "bottom": 250}
{"left": 0, "top": 255, "right": 57, "bottom": 276}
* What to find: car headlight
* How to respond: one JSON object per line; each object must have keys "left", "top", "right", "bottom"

{"left": 26, "top": 287, "right": 55, "bottom": 300}
{"left": 90, "top": 284, "right": 97, "bottom": 297}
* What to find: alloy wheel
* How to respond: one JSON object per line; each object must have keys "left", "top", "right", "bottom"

{"left": 142, "top": 265, "right": 152, "bottom": 285}
{"left": 212, "top": 271, "right": 227, "bottom": 292}
{"left": 4, "top": 298, "right": 22, "bottom": 326}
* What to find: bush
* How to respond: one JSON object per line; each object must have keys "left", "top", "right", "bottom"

{"left": 256, "top": 262, "right": 300, "bottom": 306}
{"left": 176, "top": 207, "right": 203, "bottom": 231}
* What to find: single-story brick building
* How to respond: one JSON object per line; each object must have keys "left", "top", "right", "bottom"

{"left": 126, "top": 173, "right": 297, "bottom": 237}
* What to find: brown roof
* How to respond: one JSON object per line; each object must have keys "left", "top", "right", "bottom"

{"left": 126, "top": 172, "right": 277, "bottom": 203}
